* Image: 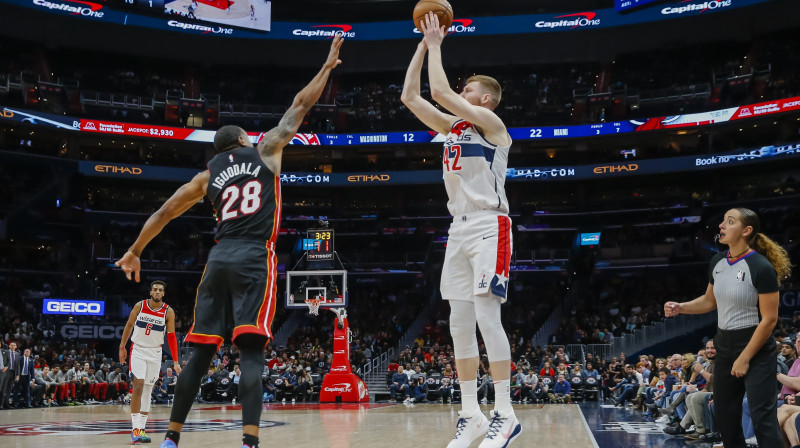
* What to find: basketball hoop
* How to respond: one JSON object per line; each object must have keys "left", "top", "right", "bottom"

{"left": 305, "top": 298, "right": 322, "bottom": 316}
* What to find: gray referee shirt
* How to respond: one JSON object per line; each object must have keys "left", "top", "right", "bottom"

{"left": 709, "top": 251, "right": 779, "bottom": 330}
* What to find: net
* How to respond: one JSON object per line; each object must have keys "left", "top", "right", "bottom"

{"left": 305, "top": 298, "right": 322, "bottom": 316}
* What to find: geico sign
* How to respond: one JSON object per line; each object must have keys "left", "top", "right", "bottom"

{"left": 33, "top": 0, "right": 104, "bottom": 17}
{"left": 94, "top": 165, "right": 142, "bottom": 175}
{"left": 46, "top": 301, "right": 102, "bottom": 314}
{"left": 593, "top": 164, "right": 639, "bottom": 174}
{"left": 61, "top": 325, "right": 125, "bottom": 340}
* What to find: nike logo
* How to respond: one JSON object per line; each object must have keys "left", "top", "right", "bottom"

{"left": 501, "top": 423, "right": 518, "bottom": 439}
{"left": 714, "top": 270, "right": 722, "bottom": 274}
{"left": 482, "top": 235, "right": 493, "bottom": 240}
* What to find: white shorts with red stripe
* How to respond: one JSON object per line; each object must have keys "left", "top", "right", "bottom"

{"left": 440, "top": 210, "right": 512, "bottom": 303}
{"left": 130, "top": 344, "right": 161, "bottom": 385}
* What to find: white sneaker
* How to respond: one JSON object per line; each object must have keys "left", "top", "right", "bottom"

{"left": 446, "top": 410, "right": 489, "bottom": 448}
{"left": 655, "top": 415, "right": 670, "bottom": 424}
{"left": 478, "top": 410, "right": 522, "bottom": 448}
{"left": 745, "top": 436, "right": 758, "bottom": 446}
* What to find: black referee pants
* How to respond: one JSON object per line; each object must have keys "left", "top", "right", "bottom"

{"left": 714, "top": 326, "right": 780, "bottom": 448}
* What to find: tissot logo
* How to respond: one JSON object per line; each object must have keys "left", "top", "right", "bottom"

{"left": 167, "top": 20, "right": 233, "bottom": 34}
{"left": 412, "top": 19, "right": 476, "bottom": 34}
{"left": 536, "top": 12, "right": 600, "bottom": 29}
{"left": 293, "top": 24, "right": 355, "bottom": 38}
{"left": 33, "top": 0, "right": 104, "bottom": 17}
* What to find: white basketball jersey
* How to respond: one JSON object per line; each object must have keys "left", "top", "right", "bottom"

{"left": 443, "top": 120, "right": 510, "bottom": 216}
{"left": 131, "top": 300, "right": 168, "bottom": 348}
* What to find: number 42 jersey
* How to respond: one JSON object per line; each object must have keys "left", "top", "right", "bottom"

{"left": 207, "top": 146, "right": 281, "bottom": 243}
{"left": 443, "top": 120, "right": 510, "bottom": 217}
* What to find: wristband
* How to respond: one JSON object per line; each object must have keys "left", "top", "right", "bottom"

{"left": 167, "top": 332, "right": 179, "bottom": 363}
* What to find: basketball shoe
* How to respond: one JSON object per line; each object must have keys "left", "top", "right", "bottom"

{"left": 158, "top": 438, "right": 178, "bottom": 448}
{"left": 140, "top": 429, "right": 152, "bottom": 443}
{"left": 478, "top": 410, "right": 522, "bottom": 448}
{"left": 446, "top": 409, "right": 489, "bottom": 448}
{"left": 131, "top": 429, "right": 143, "bottom": 444}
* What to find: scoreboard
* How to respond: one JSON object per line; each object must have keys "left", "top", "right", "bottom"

{"left": 615, "top": 0, "right": 663, "bottom": 12}
{"left": 307, "top": 229, "right": 334, "bottom": 261}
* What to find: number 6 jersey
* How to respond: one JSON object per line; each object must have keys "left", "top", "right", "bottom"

{"left": 443, "top": 120, "right": 510, "bottom": 216}
{"left": 131, "top": 300, "right": 169, "bottom": 348}
{"left": 207, "top": 146, "right": 281, "bottom": 244}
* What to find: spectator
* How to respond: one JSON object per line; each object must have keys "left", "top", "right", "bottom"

{"left": 388, "top": 365, "right": 410, "bottom": 402}
{"left": 548, "top": 374, "right": 571, "bottom": 403}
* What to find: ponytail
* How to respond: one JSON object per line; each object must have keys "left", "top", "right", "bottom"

{"left": 752, "top": 232, "right": 793, "bottom": 285}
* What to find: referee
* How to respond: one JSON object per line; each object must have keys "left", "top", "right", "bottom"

{"left": 664, "top": 207, "right": 793, "bottom": 448}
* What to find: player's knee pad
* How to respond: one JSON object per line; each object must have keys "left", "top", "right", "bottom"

{"left": 474, "top": 296, "right": 510, "bottom": 361}
{"left": 449, "top": 300, "right": 479, "bottom": 359}
{"left": 140, "top": 384, "right": 154, "bottom": 412}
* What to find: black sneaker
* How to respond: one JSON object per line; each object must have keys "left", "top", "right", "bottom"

{"left": 664, "top": 425, "right": 687, "bottom": 435}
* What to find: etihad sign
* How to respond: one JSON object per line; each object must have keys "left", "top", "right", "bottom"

{"left": 536, "top": 12, "right": 600, "bottom": 29}
{"left": 662, "top": 0, "right": 732, "bottom": 14}
{"left": 593, "top": 163, "right": 639, "bottom": 174}
{"left": 293, "top": 25, "right": 355, "bottom": 38}
{"left": 33, "top": 0, "right": 104, "bottom": 17}
{"left": 94, "top": 164, "right": 143, "bottom": 175}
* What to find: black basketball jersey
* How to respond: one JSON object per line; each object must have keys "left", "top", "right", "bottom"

{"left": 207, "top": 146, "right": 281, "bottom": 243}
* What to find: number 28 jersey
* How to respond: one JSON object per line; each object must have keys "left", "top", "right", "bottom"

{"left": 207, "top": 146, "right": 281, "bottom": 243}
{"left": 443, "top": 120, "right": 511, "bottom": 216}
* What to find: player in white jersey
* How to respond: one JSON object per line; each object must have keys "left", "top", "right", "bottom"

{"left": 120, "top": 280, "right": 181, "bottom": 444}
{"left": 401, "top": 12, "right": 521, "bottom": 448}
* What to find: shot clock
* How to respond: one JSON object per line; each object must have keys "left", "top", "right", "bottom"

{"left": 307, "top": 229, "right": 334, "bottom": 261}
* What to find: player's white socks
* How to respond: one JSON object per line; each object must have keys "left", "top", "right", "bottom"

{"left": 131, "top": 413, "right": 141, "bottom": 430}
{"left": 140, "top": 413, "right": 148, "bottom": 430}
{"left": 460, "top": 380, "right": 480, "bottom": 415}
{"left": 494, "top": 379, "right": 512, "bottom": 415}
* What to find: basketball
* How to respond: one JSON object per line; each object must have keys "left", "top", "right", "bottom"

{"left": 413, "top": 0, "right": 453, "bottom": 33}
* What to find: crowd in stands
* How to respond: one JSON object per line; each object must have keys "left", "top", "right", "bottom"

{"left": 2, "top": 28, "right": 800, "bottom": 132}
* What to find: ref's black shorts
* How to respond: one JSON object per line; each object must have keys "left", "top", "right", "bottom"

{"left": 185, "top": 239, "right": 277, "bottom": 348}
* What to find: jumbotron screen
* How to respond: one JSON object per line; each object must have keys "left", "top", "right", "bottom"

{"left": 108, "top": 0, "right": 270, "bottom": 32}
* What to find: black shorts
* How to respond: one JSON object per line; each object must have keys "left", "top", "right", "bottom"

{"left": 185, "top": 239, "right": 277, "bottom": 348}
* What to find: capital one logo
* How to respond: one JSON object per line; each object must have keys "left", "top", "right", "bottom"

{"left": 662, "top": 0, "right": 732, "bottom": 15}
{"left": 329, "top": 365, "right": 347, "bottom": 372}
{"left": 323, "top": 382, "right": 353, "bottom": 393}
{"left": 33, "top": 0, "right": 104, "bottom": 17}
{"left": 536, "top": 12, "right": 600, "bottom": 29}
{"left": 293, "top": 24, "right": 355, "bottom": 38}
{"left": 412, "top": 19, "right": 476, "bottom": 34}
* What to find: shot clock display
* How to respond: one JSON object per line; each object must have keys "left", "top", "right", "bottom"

{"left": 307, "top": 229, "right": 334, "bottom": 260}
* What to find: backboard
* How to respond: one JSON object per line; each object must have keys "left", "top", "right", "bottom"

{"left": 285, "top": 270, "right": 348, "bottom": 310}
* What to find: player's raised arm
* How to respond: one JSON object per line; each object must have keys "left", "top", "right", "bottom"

{"left": 400, "top": 40, "right": 456, "bottom": 135}
{"left": 257, "top": 34, "right": 344, "bottom": 173}
{"left": 420, "top": 12, "right": 507, "bottom": 139}
{"left": 115, "top": 170, "right": 209, "bottom": 282}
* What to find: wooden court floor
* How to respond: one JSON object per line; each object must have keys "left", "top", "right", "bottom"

{"left": 0, "top": 401, "right": 598, "bottom": 447}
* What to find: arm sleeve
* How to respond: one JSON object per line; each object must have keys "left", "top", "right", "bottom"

{"left": 168, "top": 332, "right": 179, "bottom": 363}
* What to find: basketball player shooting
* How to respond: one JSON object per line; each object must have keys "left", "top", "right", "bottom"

{"left": 115, "top": 35, "right": 344, "bottom": 448}
{"left": 401, "top": 12, "right": 522, "bottom": 448}
{"left": 118, "top": 280, "right": 180, "bottom": 444}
